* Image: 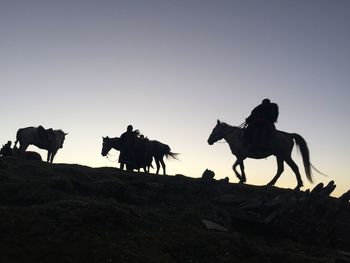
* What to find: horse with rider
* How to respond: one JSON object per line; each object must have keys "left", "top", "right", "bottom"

{"left": 208, "top": 98, "right": 325, "bottom": 189}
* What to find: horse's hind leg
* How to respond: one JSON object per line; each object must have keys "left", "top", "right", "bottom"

{"left": 285, "top": 157, "right": 303, "bottom": 189}
{"left": 19, "top": 143, "right": 29, "bottom": 153}
{"left": 239, "top": 160, "right": 246, "bottom": 183}
{"left": 267, "top": 156, "right": 284, "bottom": 186}
{"left": 159, "top": 158, "right": 166, "bottom": 175}
{"left": 154, "top": 158, "right": 160, "bottom": 174}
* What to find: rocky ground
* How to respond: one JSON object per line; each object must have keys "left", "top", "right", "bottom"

{"left": 0, "top": 158, "right": 349, "bottom": 263}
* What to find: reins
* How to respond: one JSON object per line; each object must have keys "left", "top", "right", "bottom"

{"left": 106, "top": 152, "right": 118, "bottom": 162}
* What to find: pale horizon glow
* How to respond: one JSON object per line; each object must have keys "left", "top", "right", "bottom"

{"left": 1, "top": 0, "right": 349, "bottom": 197}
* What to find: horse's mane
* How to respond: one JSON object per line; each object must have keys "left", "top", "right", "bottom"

{"left": 220, "top": 121, "right": 241, "bottom": 131}
{"left": 104, "top": 136, "right": 120, "bottom": 141}
{"left": 217, "top": 120, "right": 241, "bottom": 128}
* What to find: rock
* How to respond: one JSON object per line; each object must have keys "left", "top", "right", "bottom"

{"left": 217, "top": 194, "right": 246, "bottom": 204}
{"left": 339, "top": 190, "right": 350, "bottom": 203}
{"left": 218, "top": 177, "right": 229, "bottom": 184}
{"left": 239, "top": 196, "right": 264, "bottom": 210}
{"left": 310, "top": 183, "right": 324, "bottom": 195}
{"left": 201, "top": 169, "right": 215, "bottom": 183}
{"left": 201, "top": 219, "right": 229, "bottom": 232}
{"left": 321, "top": 181, "right": 336, "bottom": 196}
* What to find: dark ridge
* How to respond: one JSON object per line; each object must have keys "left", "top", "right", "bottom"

{"left": 0, "top": 158, "right": 349, "bottom": 263}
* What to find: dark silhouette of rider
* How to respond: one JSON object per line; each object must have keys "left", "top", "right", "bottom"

{"left": 119, "top": 125, "right": 138, "bottom": 169}
{"left": 244, "top": 99, "right": 279, "bottom": 150}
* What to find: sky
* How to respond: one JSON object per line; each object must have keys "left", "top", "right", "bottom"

{"left": 1, "top": 0, "right": 349, "bottom": 197}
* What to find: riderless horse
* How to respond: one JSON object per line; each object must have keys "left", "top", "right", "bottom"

{"left": 207, "top": 120, "right": 320, "bottom": 189}
{"left": 101, "top": 136, "right": 178, "bottom": 174}
{"left": 101, "top": 136, "right": 152, "bottom": 172}
{"left": 14, "top": 126, "right": 67, "bottom": 163}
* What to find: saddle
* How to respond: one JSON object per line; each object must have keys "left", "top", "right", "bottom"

{"left": 38, "top": 126, "right": 54, "bottom": 142}
{"left": 243, "top": 119, "right": 275, "bottom": 152}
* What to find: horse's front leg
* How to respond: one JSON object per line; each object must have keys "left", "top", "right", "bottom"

{"left": 232, "top": 159, "right": 241, "bottom": 181}
{"left": 232, "top": 158, "right": 246, "bottom": 183}
{"left": 239, "top": 160, "right": 246, "bottom": 183}
{"left": 50, "top": 150, "right": 57, "bottom": 163}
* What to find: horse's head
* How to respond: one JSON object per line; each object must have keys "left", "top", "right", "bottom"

{"left": 207, "top": 120, "right": 230, "bottom": 145}
{"left": 56, "top": 130, "right": 67, "bottom": 149}
{"left": 102, "top": 136, "right": 121, "bottom": 156}
{"left": 101, "top": 137, "right": 110, "bottom": 156}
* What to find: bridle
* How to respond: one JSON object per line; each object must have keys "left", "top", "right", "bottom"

{"left": 211, "top": 123, "right": 242, "bottom": 144}
{"left": 106, "top": 152, "right": 118, "bottom": 162}
{"left": 102, "top": 143, "right": 119, "bottom": 162}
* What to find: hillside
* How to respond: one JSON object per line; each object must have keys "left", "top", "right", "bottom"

{"left": 0, "top": 158, "right": 349, "bottom": 263}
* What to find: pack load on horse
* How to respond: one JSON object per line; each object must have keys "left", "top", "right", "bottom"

{"left": 14, "top": 125, "right": 67, "bottom": 163}
{"left": 243, "top": 99, "right": 279, "bottom": 151}
{"left": 0, "top": 141, "right": 42, "bottom": 161}
{"left": 208, "top": 120, "right": 325, "bottom": 189}
{"left": 102, "top": 125, "right": 178, "bottom": 174}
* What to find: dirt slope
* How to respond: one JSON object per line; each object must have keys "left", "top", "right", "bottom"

{"left": 0, "top": 158, "right": 349, "bottom": 263}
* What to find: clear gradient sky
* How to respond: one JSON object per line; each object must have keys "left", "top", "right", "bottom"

{"left": 1, "top": 0, "right": 349, "bottom": 196}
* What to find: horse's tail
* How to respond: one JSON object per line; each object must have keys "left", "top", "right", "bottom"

{"left": 291, "top": 133, "right": 313, "bottom": 183}
{"left": 165, "top": 151, "right": 180, "bottom": 160}
{"left": 151, "top": 141, "right": 179, "bottom": 160}
{"left": 163, "top": 144, "right": 180, "bottom": 160}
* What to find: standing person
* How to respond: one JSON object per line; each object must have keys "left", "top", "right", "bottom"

{"left": 244, "top": 99, "right": 279, "bottom": 150}
{"left": 119, "top": 125, "right": 138, "bottom": 170}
